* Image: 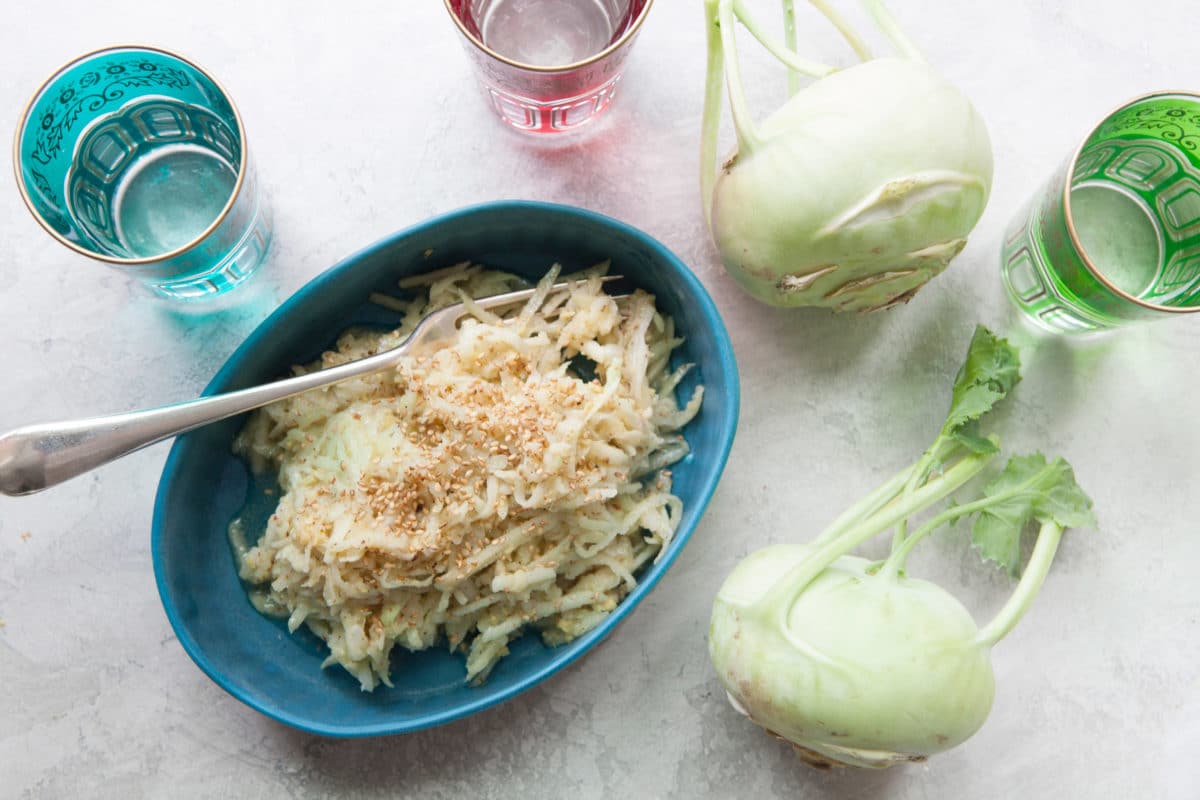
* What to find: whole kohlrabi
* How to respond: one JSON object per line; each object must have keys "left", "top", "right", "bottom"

{"left": 708, "top": 328, "right": 1097, "bottom": 768}
{"left": 701, "top": 0, "right": 993, "bottom": 311}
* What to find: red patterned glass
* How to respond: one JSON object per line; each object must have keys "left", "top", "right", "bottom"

{"left": 445, "top": 0, "right": 652, "bottom": 134}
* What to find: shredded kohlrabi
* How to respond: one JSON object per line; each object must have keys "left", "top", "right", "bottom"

{"left": 701, "top": 0, "right": 993, "bottom": 311}
{"left": 708, "top": 327, "right": 1097, "bottom": 768}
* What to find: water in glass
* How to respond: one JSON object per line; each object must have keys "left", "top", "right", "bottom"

{"left": 1069, "top": 182, "right": 1162, "bottom": 298}
{"left": 475, "top": 0, "right": 630, "bottom": 66}
{"left": 116, "top": 144, "right": 238, "bottom": 258}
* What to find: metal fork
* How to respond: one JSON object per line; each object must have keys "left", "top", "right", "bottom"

{"left": 0, "top": 277, "right": 625, "bottom": 496}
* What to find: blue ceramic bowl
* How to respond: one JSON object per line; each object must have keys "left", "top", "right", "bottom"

{"left": 152, "top": 201, "right": 740, "bottom": 737}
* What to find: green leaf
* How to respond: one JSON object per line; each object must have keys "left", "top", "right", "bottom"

{"left": 949, "top": 420, "right": 1000, "bottom": 456}
{"left": 942, "top": 326, "right": 1022, "bottom": 435}
{"left": 971, "top": 511, "right": 1024, "bottom": 578}
{"left": 970, "top": 453, "right": 1097, "bottom": 578}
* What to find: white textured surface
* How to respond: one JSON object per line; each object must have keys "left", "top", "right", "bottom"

{"left": 2, "top": 2, "right": 1199, "bottom": 798}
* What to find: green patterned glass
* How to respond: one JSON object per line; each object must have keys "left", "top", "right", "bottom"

{"left": 14, "top": 46, "right": 271, "bottom": 301}
{"left": 1001, "top": 92, "right": 1200, "bottom": 333}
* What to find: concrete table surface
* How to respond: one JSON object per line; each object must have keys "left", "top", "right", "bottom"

{"left": 1, "top": 2, "right": 1198, "bottom": 798}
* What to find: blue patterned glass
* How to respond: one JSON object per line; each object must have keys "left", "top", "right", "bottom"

{"left": 15, "top": 46, "right": 271, "bottom": 300}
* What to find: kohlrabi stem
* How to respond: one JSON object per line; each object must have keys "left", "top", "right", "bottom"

{"left": 755, "top": 452, "right": 994, "bottom": 624}
{"left": 972, "top": 521, "right": 1064, "bottom": 648}
{"left": 889, "top": 435, "right": 973, "bottom": 554}
{"left": 890, "top": 450, "right": 937, "bottom": 553}
{"left": 782, "top": 0, "right": 800, "bottom": 96}
{"left": 732, "top": 0, "right": 835, "bottom": 79}
{"left": 889, "top": 455, "right": 1067, "bottom": 574}
{"left": 718, "top": 0, "right": 765, "bottom": 154}
{"left": 880, "top": 490, "right": 997, "bottom": 578}
{"left": 701, "top": 0, "right": 726, "bottom": 225}
{"left": 809, "top": 0, "right": 873, "bottom": 61}
{"left": 860, "top": 0, "right": 925, "bottom": 61}
{"left": 811, "top": 462, "right": 914, "bottom": 547}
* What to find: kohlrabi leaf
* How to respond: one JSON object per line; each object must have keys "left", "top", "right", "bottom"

{"left": 971, "top": 453, "right": 1097, "bottom": 578}
{"left": 942, "top": 326, "right": 1021, "bottom": 436}
{"left": 949, "top": 420, "right": 999, "bottom": 456}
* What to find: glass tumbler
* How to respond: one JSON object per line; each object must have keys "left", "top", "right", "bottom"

{"left": 444, "top": 0, "right": 653, "bottom": 134}
{"left": 14, "top": 45, "right": 271, "bottom": 301}
{"left": 1001, "top": 92, "right": 1200, "bottom": 333}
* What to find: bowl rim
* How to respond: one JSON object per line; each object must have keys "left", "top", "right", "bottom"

{"left": 151, "top": 199, "right": 741, "bottom": 738}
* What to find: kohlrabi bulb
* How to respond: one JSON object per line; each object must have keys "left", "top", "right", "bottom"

{"left": 709, "top": 59, "right": 993, "bottom": 311}
{"left": 709, "top": 545, "right": 995, "bottom": 768}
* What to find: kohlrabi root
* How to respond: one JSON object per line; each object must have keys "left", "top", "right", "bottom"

{"left": 701, "top": 1, "right": 993, "bottom": 311}
{"left": 707, "top": 327, "right": 1097, "bottom": 767}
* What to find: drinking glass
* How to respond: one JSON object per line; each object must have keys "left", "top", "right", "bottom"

{"left": 14, "top": 45, "right": 271, "bottom": 301}
{"left": 1000, "top": 92, "right": 1200, "bottom": 333}
{"left": 444, "top": 0, "right": 653, "bottom": 134}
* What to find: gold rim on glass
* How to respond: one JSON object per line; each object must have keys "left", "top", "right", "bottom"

{"left": 442, "top": 0, "right": 655, "bottom": 74}
{"left": 1061, "top": 89, "right": 1200, "bottom": 314}
{"left": 12, "top": 44, "right": 250, "bottom": 266}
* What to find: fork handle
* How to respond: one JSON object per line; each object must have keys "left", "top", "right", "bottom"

{"left": 0, "top": 347, "right": 403, "bottom": 497}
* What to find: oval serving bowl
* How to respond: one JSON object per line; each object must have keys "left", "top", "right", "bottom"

{"left": 152, "top": 200, "right": 740, "bottom": 737}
